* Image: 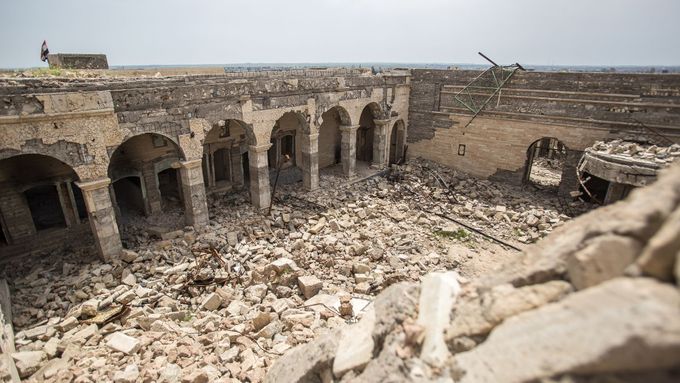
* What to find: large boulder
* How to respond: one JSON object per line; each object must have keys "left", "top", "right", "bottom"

{"left": 636, "top": 206, "right": 680, "bottom": 281}
{"left": 264, "top": 329, "right": 340, "bottom": 383}
{"left": 453, "top": 278, "right": 680, "bottom": 383}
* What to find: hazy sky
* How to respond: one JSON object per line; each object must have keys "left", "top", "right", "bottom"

{"left": 2, "top": 0, "right": 679, "bottom": 68}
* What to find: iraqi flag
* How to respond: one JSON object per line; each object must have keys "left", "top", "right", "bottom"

{"left": 40, "top": 40, "right": 49, "bottom": 62}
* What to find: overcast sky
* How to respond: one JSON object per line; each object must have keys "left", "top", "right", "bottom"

{"left": 1, "top": 0, "right": 679, "bottom": 68}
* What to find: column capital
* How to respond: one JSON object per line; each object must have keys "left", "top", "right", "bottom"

{"left": 373, "top": 118, "right": 391, "bottom": 126}
{"left": 179, "top": 159, "right": 203, "bottom": 169}
{"left": 75, "top": 178, "right": 111, "bottom": 191}
{"left": 339, "top": 124, "right": 360, "bottom": 132}
{"left": 249, "top": 143, "right": 273, "bottom": 153}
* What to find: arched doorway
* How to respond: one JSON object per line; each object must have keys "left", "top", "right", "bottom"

{"left": 356, "top": 105, "right": 378, "bottom": 164}
{"left": 319, "top": 106, "right": 351, "bottom": 169}
{"left": 389, "top": 120, "right": 406, "bottom": 165}
{"left": 202, "top": 119, "right": 249, "bottom": 194}
{"left": 108, "top": 133, "right": 184, "bottom": 224}
{"left": 268, "top": 112, "right": 306, "bottom": 184}
{"left": 0, "top": 154, "right": 89, "bottom": 255}
{"left": 524, "top": 137, "right": 568, "bottom": 189}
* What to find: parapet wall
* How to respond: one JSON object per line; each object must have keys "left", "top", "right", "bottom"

{"left": 47, "top": 54, "right": 109, "bottom": 70}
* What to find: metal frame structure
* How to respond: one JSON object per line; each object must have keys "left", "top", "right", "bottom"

{"left": 453, "top": 52, "right": 525, "bottom": 128}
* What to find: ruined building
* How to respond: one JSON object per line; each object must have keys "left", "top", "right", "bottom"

{"left": 0, "top": 67, "right": 679, "bottom": 382}
{"left": 1, "top": 68, "right": 678, "bottom": 261}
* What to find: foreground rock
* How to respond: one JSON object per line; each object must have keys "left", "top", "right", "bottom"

{"left": 454, "top": 278, "right": 680, "bottom": 383}
{"left": 266, "top": 163, "right": 680, "bottom": 382}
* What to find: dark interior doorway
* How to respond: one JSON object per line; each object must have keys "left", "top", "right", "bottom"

{"left": 0, "top": 219, "right": 7, "bottom": 245}
{"left": 71, "top": 183, "right": 88, "bottom": 220}
{"left": 356, "top": 127, "right": 374, "bottom": 162}
{"left": 25, "top": 185, "right": 66, "bottom": 231}
{"left": 213, "top": 148, "right": 231, "bottom": 182}
{"left": 158, "top": 168, "right": 182, "bottom": 205}
{"left": 113, "top": 177, "right": 145, "bottom": 215}
{"left": 242, "top": 152, "right": 250, "bottom": 182}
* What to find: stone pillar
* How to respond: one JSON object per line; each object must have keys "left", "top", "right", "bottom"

{"left": 179, "top": 159, "right": 209, "bottom": 229}
{"left": 301, "top": 133, "right": 319, "bottom": 191}
{"left": 141, "top": 162, "right": 162, "bottom": 214}
{"left": 372, "top": 119, "right": 390, "bottom": 168}
{"left": 248, "top": 144, "right": 272, "bottom": 210}
{"left": 340, "top": 125, "right": 359, "bottom": 178}
{"left": 56, "top": 182, "right": 77, "bottom": 227}
{"left": 230, "top": 146, "right": 245, "bottom": 188}
{"left": 76, "top": 178, "right": 123, "bottom": 261}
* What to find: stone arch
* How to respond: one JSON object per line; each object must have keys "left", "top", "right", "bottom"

{"left": 0, "top": 153, "right": 90, "bottom": 250}
{"left": 268, "top": 112, "right": 306, "bottom": 171}
{"left": 115, "top": 131, "right": 186, "bottom": 161}
{"left": 0, "top": 140, "right": 92, "bottom": 181}
{"left": 389, "top": 119, "right": 407, "bottom": 165}
{"left": 319, "top": 106, "right": 352, "bottom": 169}
{"left": 523, "top": 137, "right": 569, "bottom": 189}
{"left": 364, "top": 102, "right": 384, "bottom": 120}
{"left": 202, "top": 119, "right": 251, "bottom": 191}
{"left": 108, "top": 133, "right": 185, "bottom": 221}
{"left": 319, "top": 105, "right": 352, "bottom": 127}
{"left": 356, "top": 104, "right": 383, "bottom": 163}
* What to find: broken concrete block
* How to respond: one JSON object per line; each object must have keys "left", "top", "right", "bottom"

{"left": 266, "top": 258, "right": 299, "bottom": 274}
{"left": 265, "top": 330, "right": 340, "bottom": 383}
{"left": 121, "top": 270, "right": 137, "bottom": 286}
{"left": 332, "top": 307, "right": 376, "bottom": 377}
{"left": 567, "top": 234, "right": 641, "bottom": 290}
{"left": 106, "top": 332, "right": 141, "bottom": 355}
{"left": 454, "top": 278, "right": 680, "bottom": 383}
{"left": 120, "top": 249, "right": 138, "bottom": 263}
{"left": 227, "top": 232, "right": 238, "bottom": 246}
{"left": 113, "top": 363, "right": 139, "bottom": 383}
{"left": 417, "top": 272, "right": 461, "bottom": 368}
{"left": 11, "top": 351, "right": 46, "bottom": 378}
{"left": 636, "top": 206, "right": 680, "bottom": 281}
{"left": 308, "top": 217, "right": 327, "bottom": 234}
{"left": 297, "top": 275, "right": 322, "bottom": 299}
{"left": 80, "top": 299, "right": 100, "bottom": 318}
{"left": 256, "top": 320, "right": 283, "bottom": 339}
{"left": 200, "top": 293, "right": 222, "bottom": 311}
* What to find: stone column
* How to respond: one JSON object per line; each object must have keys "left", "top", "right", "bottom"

{"left": 141, "top": 162, "right": 162, "bottom": 214}
{"left": 248, "top": 144, "right": 272, "bottom": 210}
{"left": 372, "top": 119, "right": 390, "bottom": 168}
{"left": 340, "top": 125, "right": 359, "bottom": 178}
{"left": 301, "top": 133, "right": 319, "bottom": 191}
{"left": 179, "top": 159, "right": 209, "bottom": 229}
{"left": 230, "top": 146, "right": 245, "bottom": 188}
{"left": 76, "top": 178, "right": 123, "bottom": 261}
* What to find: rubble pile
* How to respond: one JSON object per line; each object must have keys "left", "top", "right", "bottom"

{"left": 0, "top": 159, "right": 590, "bottom": 382}
{"left": 268, "top": 163, "right": 680, "bottom": 383}
{"left": 527, "top": 157, "right": 564, "bottom": 187}
{"left": 590, "top": 140, "right": 680, "bottom": 165}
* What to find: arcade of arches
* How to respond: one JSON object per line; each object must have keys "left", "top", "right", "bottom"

{"left": 0, "top": 105, "right": 406, "bottom": 262}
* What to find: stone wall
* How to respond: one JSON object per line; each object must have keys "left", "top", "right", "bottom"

{"left": 407, "top": 69, "right": 680, "bottom": 185}
{"left": 47, "top": 54, "right": 109, "bottom": 70}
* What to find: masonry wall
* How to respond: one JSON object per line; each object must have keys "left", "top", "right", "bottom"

{"left": 408, "top": 69, "right": 680, "bottom": 185}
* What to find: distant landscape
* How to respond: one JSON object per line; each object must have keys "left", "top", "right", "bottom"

{"left": 111, "top": 62, "right": 680, "bottom": 74}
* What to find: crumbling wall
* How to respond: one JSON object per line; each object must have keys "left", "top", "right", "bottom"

{"left": 47, "top": 54, "right": 109, "bottom": 70}
{"left": 407, "top": 69, "right": 680, "bottom": 185}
